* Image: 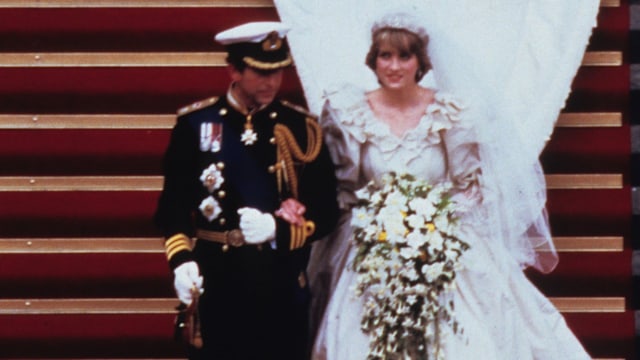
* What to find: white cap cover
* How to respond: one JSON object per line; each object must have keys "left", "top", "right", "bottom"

{"left": 215, "top": 21, "right": 291, "bottom": 45}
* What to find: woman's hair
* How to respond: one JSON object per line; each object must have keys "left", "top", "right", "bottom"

{"left": 365, "top": 26, "right": 432, "bottom": 82}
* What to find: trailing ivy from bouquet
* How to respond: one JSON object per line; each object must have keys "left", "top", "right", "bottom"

{"left": 351, "top": 172, "right": 470, "bottom": 360}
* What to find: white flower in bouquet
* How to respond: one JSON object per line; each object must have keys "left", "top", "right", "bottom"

{"left": 406, "top": 231, "right": 425, "bottom": 250}
{"left": 427, "top": 231, "right": 445, "bottom": 252}
{"left": 409, "top": 197, "right": 437, "bottom": 220}
{"left": 377, "top": 206, "right": 405, "bottom": 236}
{"left": 406, "top": 213, "right": 426, "bottom": 230}
{"left": 385, "top": 190, "right": 408, "bottom": 209}
{"left": 351, "top": 172, "right": 470, "bottom": 360}
{"left": 398, "top": 264, "right": 420, "bottom": 282}
{"left": 434, "top": 214, "right": 453, "bottom": 235}
{"left": 352, "top": 207, "right": 375, "bottom": 229}
{"left": 422, "top": 262, "right": 445, "bottom": 283}
{"left": 399, "top": 246, "right": 420, "bottom": 261}
{"left": 370, "top": 191, "right": 384, "bottom": 206}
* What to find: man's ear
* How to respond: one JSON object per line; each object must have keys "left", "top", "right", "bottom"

{"left": 228, "top": 65, "right": 243, "bottom": 82}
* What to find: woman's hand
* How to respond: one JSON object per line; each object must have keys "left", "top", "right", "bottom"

{"left": 275, "top": 198, "right": 306, "bottom": 226}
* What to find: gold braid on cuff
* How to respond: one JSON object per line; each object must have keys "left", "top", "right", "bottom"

{"left": 289, "top": 220, "right": 316, "bottom": 250}
{"left": 164, "top": 233, "right": 192, "bottom": 261}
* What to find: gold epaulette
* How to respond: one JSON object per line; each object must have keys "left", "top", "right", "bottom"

{"left": 280, "top": 100, "right": 318, "bottom": 120}
{"left": 177, "top": 96, "right": 220, "bottom": 116}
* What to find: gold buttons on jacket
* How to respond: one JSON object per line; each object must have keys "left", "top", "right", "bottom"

{"left": 269, "top": 112, "right": 278, "bottom": 119}
{"left": 218, "top": 190, "right": 226, "bottom": 198}
{"left": 217, "top": 162, "right": 225, "bottom": 170}
{"left": 269, "top": 137, "right": 276, "bottom": 144}
{"left": 219, "top": 108, "right": 228, "bottom": 116}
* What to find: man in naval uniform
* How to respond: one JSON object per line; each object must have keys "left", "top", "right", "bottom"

{"left": 154, "top": 22, "right": 340, "bottom": 360}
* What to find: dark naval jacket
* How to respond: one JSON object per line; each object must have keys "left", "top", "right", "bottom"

{"left": 155, "top": 94, "right": 339, "bottom": 268}
{"left": 154, "top": 94, "right": 339, "bottom": 359}
{"left": 155, "top": 97, "right": 338, "bottom": 268}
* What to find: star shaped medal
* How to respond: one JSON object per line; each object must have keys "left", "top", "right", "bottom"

{"left": 241, "top": 113, "right": 257, "bottom": 145}
{"left": 241, "top": 126, "right": 257, "bottom": 145}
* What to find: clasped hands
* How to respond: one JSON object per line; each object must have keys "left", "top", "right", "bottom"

{"left": 173, "top": 198, "right": 306, "bottom": 305}
{"left": 238, "top": 198, "right": 306, "bottom": 243}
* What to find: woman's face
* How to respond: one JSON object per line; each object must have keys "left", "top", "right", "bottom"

{"left": 374, "top": 42, "right": 419, "bottom": 90}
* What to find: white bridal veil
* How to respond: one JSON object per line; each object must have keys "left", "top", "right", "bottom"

{"left": 274, "top": 0, "right": 600, "bottom": 272}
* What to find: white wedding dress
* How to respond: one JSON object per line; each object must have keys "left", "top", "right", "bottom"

{"left": 309, "top": 86, "right": 591, "bottom": 360}
{"left": 272, "top": 1, "right": 601, "bottom": 358}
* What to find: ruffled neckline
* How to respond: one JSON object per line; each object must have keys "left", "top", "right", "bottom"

{"left": 324, "top": 85, "right": 462, "bottom": 161}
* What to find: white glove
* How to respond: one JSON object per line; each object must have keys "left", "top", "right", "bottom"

{"left": 237, "top": 207, "right": 276, "bottom": 244}
{"left": 173, "top": 261, "right": 203, "bottom": 306}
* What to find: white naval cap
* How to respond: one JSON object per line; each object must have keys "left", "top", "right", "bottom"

{"left": 214, "top": 21, "right": 293, "bottom": 70}
{"left": 214, "top": 21, "right": 291, "bottom": 45}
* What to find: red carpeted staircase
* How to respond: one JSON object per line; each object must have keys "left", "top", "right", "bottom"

{"left": 0, "top": 1, "right": 633, "bottom": 359}
{"left": 532, "top": 1, "right": 634, "bottom": 359}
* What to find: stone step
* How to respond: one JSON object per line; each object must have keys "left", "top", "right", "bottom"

{"left": 0, "top": 174, "right": 623, "bottom": 191}
{"left": 0, "top": 112, "right": 622, "bottom": 129}
{"left": 0, "top": 236, "right": 624, "bottom": 254}
{"left": 0, "top": 51, "right": 621, "bottom": 67}
{"left": 0, "top": 296, "right": 626, "bottom": 315}
{"left": 0, "top": 0, "right": 619, "bottom": 7}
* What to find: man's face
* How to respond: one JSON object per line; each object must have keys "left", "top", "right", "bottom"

{"left": 230, "top": 66, "right": 284, "bottom": 109}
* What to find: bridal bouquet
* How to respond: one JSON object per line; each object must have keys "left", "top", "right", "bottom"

{"left": 351, "top": 172, "right": 470, "bottom": 360}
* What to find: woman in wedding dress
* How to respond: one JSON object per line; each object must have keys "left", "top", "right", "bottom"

{"left": 307, "top": 13, "right": 592, "bottom": 360}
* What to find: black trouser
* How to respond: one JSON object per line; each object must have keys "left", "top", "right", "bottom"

{"left": 190, "top": 241, "right": 311, "bottom": 360}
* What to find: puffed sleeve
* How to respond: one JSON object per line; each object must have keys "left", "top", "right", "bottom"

{"left": 444, "top": 123, "right": 481, "bottom": 192}
{"left": 308, "top": 89, "right": 368, "bottom": 305}
{"left": 436, "top": 95, "right": 483, "bottom": 204}
{"left": 320, "top": 92, "right": 367, "bottom": 211}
